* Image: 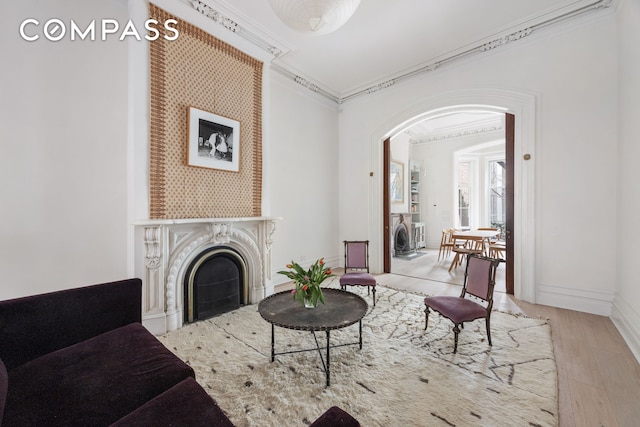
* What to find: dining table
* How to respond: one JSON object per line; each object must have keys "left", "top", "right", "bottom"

{"left": 452, "top": 229, "right": 500, "bottom": 249}
{"left": 448, "top": 229, "right": 501, "bottom": 271}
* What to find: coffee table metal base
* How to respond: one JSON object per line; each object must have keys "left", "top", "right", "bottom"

{"left": 269, "top": 321, "right": 363, "bottom": 387}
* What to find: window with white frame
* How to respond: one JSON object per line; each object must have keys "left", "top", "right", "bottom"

{"left": 455, "top": 149, "right": 504, "bottom": 231}
{"left": 487, "top": 159, "right": 506, "bottom": 236}
{"left": 457, "top": 161, "right": 470, "bottom": 229}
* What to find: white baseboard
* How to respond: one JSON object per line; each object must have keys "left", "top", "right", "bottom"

{"left": 536, "top": 283, "right": 614, "bottom": 316}
{"left": 537, "top": 284, "right": 640, "bottom": 364}
{"left": 142, "top": 312, "right": 170, "bottom": 336}
{"left": 610, "top": 297, "right": 640, "bottom": 364}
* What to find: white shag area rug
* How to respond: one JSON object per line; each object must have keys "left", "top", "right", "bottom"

{"left": 158, "top": 285, "right": 557, "bottom": 426}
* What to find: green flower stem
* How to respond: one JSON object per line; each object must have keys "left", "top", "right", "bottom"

{"left": 277, "top": 258, "right": 334, "bottom": 307}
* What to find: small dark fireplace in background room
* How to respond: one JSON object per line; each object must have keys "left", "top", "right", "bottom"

{"left": 184, "top": 247, "right": 247, "bottom": 323}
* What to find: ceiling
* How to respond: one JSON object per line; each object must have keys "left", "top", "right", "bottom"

{"left": 405, "top": 111, "right": 505, "bottom": 145}
{"left": 194, "top": 0, "right": 613, "bottom": 136}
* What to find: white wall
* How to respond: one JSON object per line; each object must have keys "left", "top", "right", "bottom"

{"left": 338, "top": 12, "right": 619, "bottom": 315}
{"left": 612, "top": 0, "right": 640, "bottom": 361}
{"left": 268, "top": 72, "right": 340, "bottom": 284}
{"left": 0, "top": 0, "right": 129, "bottom": 299}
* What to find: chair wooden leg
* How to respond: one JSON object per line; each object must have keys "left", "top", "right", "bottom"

{"left": 453, "top": 324, "right": 461, "bottom": 353}
{"left": 486, "top": 316, "right": 492, "bottom": 346}
{"left": 439, "top": 244, "right": 453, "bottom": 261}
{"left": 342, "top": 284, "right": 376, "bottom": 306}
{"left": 424, "top": 307, "right": 431, "bottom": 330}
{"left": 448, "top": 253, "right": 459, "bottom": 272}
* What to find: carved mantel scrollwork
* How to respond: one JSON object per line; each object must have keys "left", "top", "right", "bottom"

{"left": 265, "top": 220, "right": 277, "bottom": 251}
{"left": 208, "top": 222, "right": 232, "bottom": 245}
{"left": 144, "top": 226, "right": 161, "bottom": 269}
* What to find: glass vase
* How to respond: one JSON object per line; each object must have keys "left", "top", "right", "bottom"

{"left": 304, "top": 296, "right": 315, "bottom": 308}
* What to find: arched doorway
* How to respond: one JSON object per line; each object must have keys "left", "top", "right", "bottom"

{"left": 384, "top": 111, "right": 514, "bottom": 293}
{"left": 368, "top": 89, "right": 536, "bottom": 303}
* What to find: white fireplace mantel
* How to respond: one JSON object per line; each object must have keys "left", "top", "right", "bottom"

{"left": 133, "top": 217, "right": 280, "bottom": 335}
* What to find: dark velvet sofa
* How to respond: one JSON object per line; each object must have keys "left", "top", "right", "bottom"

{"left": 0, "top": 278, "right": 359, "bottom": 426}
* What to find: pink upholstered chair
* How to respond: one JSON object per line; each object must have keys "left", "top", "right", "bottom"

{"left": 339, "top": 240, "right": 377, "bottom": 306}
{"left": 424, "top": 254, "right": 501, "bottom": 353}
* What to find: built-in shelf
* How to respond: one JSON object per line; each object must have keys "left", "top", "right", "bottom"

{"left": 410, "top": 169, "right": 425, "bottom": 249}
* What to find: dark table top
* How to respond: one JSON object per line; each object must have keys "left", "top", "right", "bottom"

{"left": 258, "top": 288, "right": 368, "bottom": 331}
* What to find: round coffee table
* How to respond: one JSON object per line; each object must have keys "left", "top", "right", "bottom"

{"left": 258, "top": 288, "right": 368, "bottom": 386}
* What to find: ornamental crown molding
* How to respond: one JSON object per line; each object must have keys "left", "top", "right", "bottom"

{"left": 184, "top": 0, "right": 615, "bottom": 105}
{"left": 187, "top": 0, "right": 285, "bottom": 57}
{"left": 408, "top": 125, "right": 504, "bottom": 145}
{"left": 406, "top": 115, "right": 505, "bottom": 145}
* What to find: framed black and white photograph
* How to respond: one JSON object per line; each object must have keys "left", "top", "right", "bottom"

{"left": 187, "top": 107, "right": 240, "bottom": 172}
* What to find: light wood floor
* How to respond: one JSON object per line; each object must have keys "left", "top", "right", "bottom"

{"left": 383, "top": 249, "right": 640, "bottom": 427}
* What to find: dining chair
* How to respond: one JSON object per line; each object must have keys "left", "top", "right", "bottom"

{"left": 339, "top": 240, "right": 377, "bottom": 306}
{"left": 489, "top": 242, "right": 506, "bottom": 260}
{"left": 448, "top": 236, "right": 483, "bottom": 272}
{"left": 477, "top": 227, "right": 505, "bottom": 259}
{"left": 437, "top": 229, "right": 455, "bottom": 261}
{"left": 424, "top": 254, "right": 501, "bottom": 353}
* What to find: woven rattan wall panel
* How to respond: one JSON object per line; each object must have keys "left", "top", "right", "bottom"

{"left": 149, "top": 4, "right": 262, "bottom": 219}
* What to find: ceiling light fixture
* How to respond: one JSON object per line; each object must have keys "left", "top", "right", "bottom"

{"left": 267, "top": 0, "right": 361, "bottom": 35}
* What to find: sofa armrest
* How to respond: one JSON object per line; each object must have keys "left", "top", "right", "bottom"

{"left": 310, "top": 406, "right": 360, "bottom": 427}
{"left": 0, "top": 359, "right": 7, "bottom": 426}
{"left": 0, "top": 278, "right": 142, "bottom": 371}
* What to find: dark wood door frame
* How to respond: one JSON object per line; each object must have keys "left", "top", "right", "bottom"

{"left": 383, "top": 138, "right": 391, "bottom": 272}
{"left": 505, "top": 113, "right": 515, "bottom": 294}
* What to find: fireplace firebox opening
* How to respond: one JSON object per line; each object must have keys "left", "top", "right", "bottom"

{"left": 184, "top": 247, "right": 248, "bottom": 323}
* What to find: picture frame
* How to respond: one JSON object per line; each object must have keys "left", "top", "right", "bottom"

{"left": 187, "top": 106, "right": 240, "bottom": 172}
{"left": 390, "top": 160, "right": 404, "bottom": 203}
